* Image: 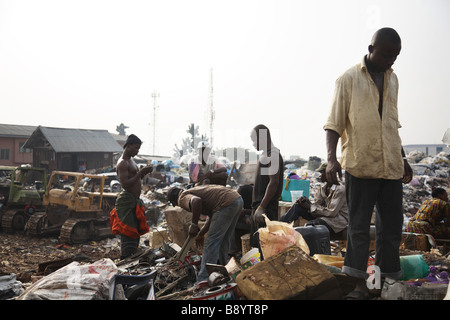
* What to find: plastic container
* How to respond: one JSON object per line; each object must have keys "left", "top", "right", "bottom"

{"left": 400, "top": 255, "right": 430, "bottom": 281}
{"left": 290, "top": 190, "right": 303, "bottom": 202}
{"left": 240, "top": 248, "right": 261, "bottom": 270}
{"left": 294, "top": 225, "right": 331, "bottom": 256}
{"left": 282, "top": 179, "right": 310, "bottom": 201}
{"left": 240, "top": 234, "right": 251, "bottom": 255}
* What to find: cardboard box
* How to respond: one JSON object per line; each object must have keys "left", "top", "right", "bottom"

{"left": 400, "top": 232, "right": 432, "bottom": 251}
{"left": 236, "top": 246, "right": 342, "bottom": 300}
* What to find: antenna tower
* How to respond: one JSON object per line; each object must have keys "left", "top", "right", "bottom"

{"left": 208, "top": 68, "right": 214, "bottom": 147}
{"left": 151, "top": 90, "right": 159, "bottom": 155}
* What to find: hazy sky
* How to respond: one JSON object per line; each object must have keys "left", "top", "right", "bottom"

{"left": 0, "top": 0, "right": 449, "bottom": 160}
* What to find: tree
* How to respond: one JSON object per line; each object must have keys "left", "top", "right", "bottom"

{"left": 116, "top": 123, "right": 129, "bottom": 136}
{"left": 173, "top": 123, "right": 208, "bottom": 159}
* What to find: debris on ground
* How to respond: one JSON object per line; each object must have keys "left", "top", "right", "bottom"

{"left": 0, "top": 151, "right": 449, "bottom": 300}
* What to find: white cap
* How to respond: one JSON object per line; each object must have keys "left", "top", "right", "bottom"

{"left": 197, "top": 141, "right": 211, "bottom": 149}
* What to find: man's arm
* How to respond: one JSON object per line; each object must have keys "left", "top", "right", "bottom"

{"left": 325, "top": 129, "right": 342, "bottom": 185}
{"left": 188, "top": 196, "right": 202, "bottom": 237}
{"left": 254, "top": 155, "right": 280, "bottom": 224}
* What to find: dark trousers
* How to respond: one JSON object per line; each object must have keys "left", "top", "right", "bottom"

{"left": 120, "top": 234, "right": 140, "bottom": 260}
{"left": 280, "top": 203, "right": 336, "bottom": 236}
{"left": 343, "top": 172, "right": 403, "bottom": 280}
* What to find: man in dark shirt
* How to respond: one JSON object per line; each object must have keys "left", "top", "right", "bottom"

{"left": 249, "top": 124, "right": 284, "bottom": 252}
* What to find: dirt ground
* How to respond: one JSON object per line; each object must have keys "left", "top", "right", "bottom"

{"left": 0, "top": 232, "right": 121, "bottom": 283}
{"left": 2, "top": 230, "right": 450, "bottom": 288}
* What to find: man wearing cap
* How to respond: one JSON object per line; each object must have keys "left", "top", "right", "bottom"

{"left": 110, "top": 134, "right": 154, "bottom": 259}
{"left": 188, "top": 140, "right": 227, "bottom": 186}
{"left": 167, "top": 185, "right": 243, "bottom": 283}
{"left": 280, "top": 163, "right": 348, "bottom": 237}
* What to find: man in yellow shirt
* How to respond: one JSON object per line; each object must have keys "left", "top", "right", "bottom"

{"left": 324, "top": 27, "right": 413, "bottom": 299}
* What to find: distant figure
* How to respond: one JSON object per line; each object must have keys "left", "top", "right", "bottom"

{"left": 188, "top": 141, "right": 228, "bottom": 186}
{"left": 406, "top": 187, "right": 450, "bottom": 239}
{"left": 249, "top": 124, "right": 284, "bottom": 255}
{"left": 110, "top": 134, "right": 153, "bottom": 259}
{"left": 323, "top": 28, "right": 413, "bottom": 299}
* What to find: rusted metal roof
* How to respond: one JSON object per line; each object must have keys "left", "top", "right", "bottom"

{"left": 23, "top": 126, "right": 123, "bottom": 153}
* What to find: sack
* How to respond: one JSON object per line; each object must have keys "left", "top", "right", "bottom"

{"left": 18, "top": 259, "right": 118, "bottom": 300}
{"left": 258, "top": 215, "right": 309, "bottom": 258}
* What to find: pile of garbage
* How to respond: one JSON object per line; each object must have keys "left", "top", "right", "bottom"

{"left": 403, "top": 151, "right": 449, "bottom": 210}
{"left": 2, "top": 151, "right": 450, "bottom": 300}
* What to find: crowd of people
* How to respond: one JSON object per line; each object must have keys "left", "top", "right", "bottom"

{"left": 109, "top": 28, "right": 449, "bottom": 300}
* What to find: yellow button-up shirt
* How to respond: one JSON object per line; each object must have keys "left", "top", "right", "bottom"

{"left": 324, "top": 56, "right": 404, "bottom": 180}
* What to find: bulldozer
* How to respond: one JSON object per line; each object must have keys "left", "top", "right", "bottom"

{"left": 25, "top": 171, "right": 117, "bottom": 244}
{"left": 0, "top": 166, "right": 47, "bottom": 233}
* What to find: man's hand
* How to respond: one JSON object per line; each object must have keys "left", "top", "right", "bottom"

{"left": 326, "top": 159, "right": 342, "bottom": 186}
{"left": 139, "top": 165, "right": 153, "bottom": 178}
{"left": 188, "top": 223, "right": 200, "bottom": 237}
{"left": 297, "top": 196, "right": 311, "bottom": 210}
{"left": 402, "top": 160, "right": 413, "bottom": 184}
{"left": 253, "top": 206, "right": 266, "bottom": 225}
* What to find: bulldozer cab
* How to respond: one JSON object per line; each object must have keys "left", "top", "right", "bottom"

{"left": 44, "top": 171, "right": 106, "bottom": 213}
{"left": 0, "top": 166, "right": 15, "bottom": 206}
{"left": 0, "top": 166, "right": 48, "bottom": 233}
{"left": 8, "top": 166, "right": 47, "bottom": 207}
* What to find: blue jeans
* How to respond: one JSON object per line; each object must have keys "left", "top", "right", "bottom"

{"left": 197, "top": 197, "right": 244, "bottom": 282}
{"left": 343, "top": 172, "right": 403, "bottom": 280}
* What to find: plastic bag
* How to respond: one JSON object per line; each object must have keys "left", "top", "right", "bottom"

{"left": 258, "top": 215, "right": 309, "bottom": 258}
{"left": 18, "top": 258, "right": 118, "bottom": 300}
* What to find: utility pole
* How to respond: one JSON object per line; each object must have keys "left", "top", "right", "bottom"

{"left": 208, "top": 68, "right": 214, "bottom": 147}
{"left": 151, "top": 90, "right": 159, "bottom": 155}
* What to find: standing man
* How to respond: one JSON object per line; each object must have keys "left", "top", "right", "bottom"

{"left": 249, "top": 124, "right": 284, "bottom": 254}
{"left": 324, "top": 28, "right": 413, "bottom": 299}
{"left": 167, "top": 185, "right": 243, "bottom": 283}
{"left": 110, "top": 134, "right": 153, "bottom": 259}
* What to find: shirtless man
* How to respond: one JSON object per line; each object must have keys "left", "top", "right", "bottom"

{"left": 110, "top": 134, "right": 153, "bottom": 259}
{"left": 116, "top": 134, "right": 153, "bottom": 197}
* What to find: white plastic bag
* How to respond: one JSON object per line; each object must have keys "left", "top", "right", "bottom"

{"left": 18, "top": 258, "right": 118, "bottom": 300}
{"left": 258, "top": 215, "right": 309, "bottom": 259}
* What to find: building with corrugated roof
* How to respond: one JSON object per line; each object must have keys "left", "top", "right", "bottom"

{"left": 0, "top": 124, "right": 37, "bottom": 166}
{"left": 23, "top": 126, "right": 123, "bottom": 172}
